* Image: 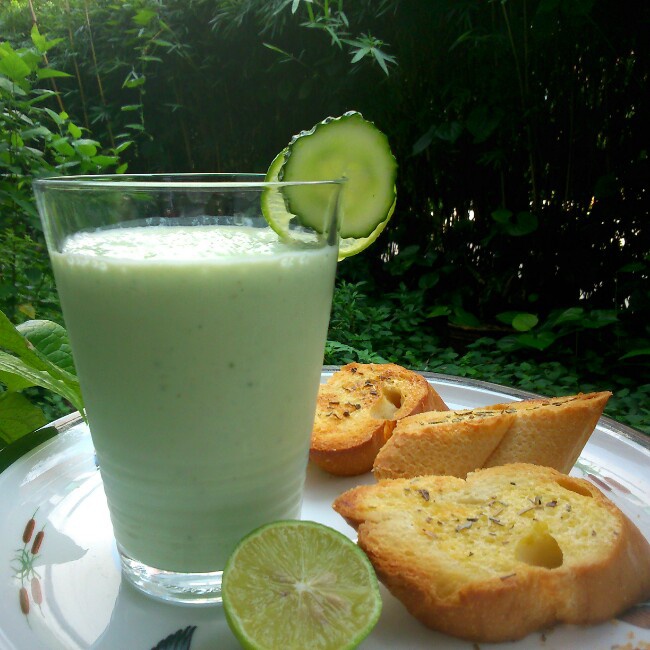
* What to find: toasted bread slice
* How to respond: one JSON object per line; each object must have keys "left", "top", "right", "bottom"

{"left": 481, "top": 392, "right": 611, "bottom": 471}
{"left": 310, "top": 363, "right": 448, "bottom": 476}
{"left": 373, "top": 391, "right": 611, "bottom": 480}
{"left": 333, "top": 463, "right": 650, "bottom": 643}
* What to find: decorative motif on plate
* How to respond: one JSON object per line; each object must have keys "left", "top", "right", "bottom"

{"left": 151, "top": 625, "right": 197, "bottom": 650}
{"left": 12, "top": 509, "right": 45, "bottom": 619}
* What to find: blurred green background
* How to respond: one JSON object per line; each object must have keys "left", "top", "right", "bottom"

{"left": 1, "top": 0, "right": 648, "bottom": 435}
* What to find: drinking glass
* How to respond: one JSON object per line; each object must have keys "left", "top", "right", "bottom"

{"left": 33, "top": 174, "right": 342, "bottom": 604}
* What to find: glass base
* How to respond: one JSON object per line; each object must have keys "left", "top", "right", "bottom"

{"left": 119, "top": 546, "right": 223, "bottom": 605}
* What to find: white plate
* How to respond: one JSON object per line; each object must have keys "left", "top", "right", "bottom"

{"left": 0, "top": 370, "right": 648, "bottom": 650}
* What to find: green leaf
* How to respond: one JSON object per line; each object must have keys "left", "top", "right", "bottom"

{"left": 0, "top": 368, "right": 35, "bottom": 391}
{"left": 0, "top": 392, "right": 47, "bottom": 445}
{"left": 515, "top": 331, "right": 557, "bottom": 350}
{"left": 450, "top": 308, "right": 481, "bottom": 328}
{"left": 51, "top": 137, "right": 75, "bottom": 156}
{"left": 133, "top": 9, "right": 157, "bottom": 26}
{"left": 0, "top": 351, "right": 83, "bottom": 416}
{"left": 36, "top": 68, "right": 72, "bottom": 80}
{"left": 31, "top": 24, "right": 47, "bottom": 52}
{"left": 123, "top": 73, "right": 146, "bottom": 89}
{"left": 67, "top": 122, "right": 83, "bottom": 139}
{"left": 30, "top": 25, "right": 65, "bottom": 53}
{"left": 0, "top": 312, "right": 83, "bottom": 415}
{"left": 91, "top": 154, "right": 119, "bottom": 167}
{"left": 16, "top": 320, "right": 76, "bottom": 375}
{"left": 0, "top": 46, "right": 31, "bottom": 82}
{"left": 550, "top": 307, "right": 584, "bottom": 325}
{"left": 496, "top": 311, "right": 519, "bottom": 325}
{"left": 619, "top": 348, "right": 650, "bottom": 360}
{"left": 426, "top": 305, "right": 451, "bottom": 318}
{"left": 114, "top": 140, "right": 133, "bottom": 154}
{"left": 73, "top": 139, "right": 98, "bottom": 157}
{"left": 511, "top": 312, "right": 539, "bottom": 331}
{"left": 43, "top": 107, "right": 65, "bottom": 125}
{"left": 505, "top": 211, "right": 538, "bottom": 236}
{"left": 0, "top": 76, "right": 27, "bottom": 96}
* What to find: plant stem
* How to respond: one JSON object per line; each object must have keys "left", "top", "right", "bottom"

{"left": 83, "top": 0, "right": 115, "bottom": 148}
{"left": 27, "top": 0, "right": 65, "bottom": 114}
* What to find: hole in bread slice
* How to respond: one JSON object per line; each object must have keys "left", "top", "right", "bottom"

{"left": 515, "top": 522, "right": 564, "bottom": 569}
{"left": 555, "top": 477, "right": 593, "bottom": 497}
{"left": 370, "top": 385, "right": 404, "bottom": 420}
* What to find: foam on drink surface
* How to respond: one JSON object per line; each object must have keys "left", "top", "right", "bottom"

{"left": 61, "top": 225, "right": 297, "bottom": 261}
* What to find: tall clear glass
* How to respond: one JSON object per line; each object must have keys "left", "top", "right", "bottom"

{"left": 33, "top": 174, "right": 342, "bottom": 604}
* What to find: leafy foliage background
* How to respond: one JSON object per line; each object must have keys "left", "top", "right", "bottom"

{"left": 1, "top": 0, "right": 648, "bottom": 435}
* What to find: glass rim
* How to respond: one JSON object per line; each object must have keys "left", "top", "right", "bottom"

{"left": 32, "top": 172, "right": 344, "bottom": 191}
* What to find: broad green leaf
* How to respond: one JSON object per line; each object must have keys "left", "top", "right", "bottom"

{"left": 551, "top": 307, "right": 584, "bottom": 325}
{"left": 91, "top": 154, "right": 119, "bottom": 167}
{"left": 426, "top": 305, "right": 451, "bottom": 318}
{"left": 0, "top": 351, "right": 83, "bottom": 416}
{"left": 450, "top": 308, "right": 481, "bottom": 328}
{"left": 68, "top": 122, "right": 83, "bottom": 139}
{"left": 512, "top": 313, "right": 539, "bottom": 331}
{"left": 0, "top": 312, "right": 81, "bottom": 404}
{"left": 515, "top": 331, "right": 557, "bottom": 350}
{"left": 31, "top": 24, "right": 47, "bottom": 52}
{"left": 73, "top": 139, "right": 98, "bottom": 157}
{"left": 0, "top": 76, "right": 27, "bottom": 96}
{"left": 0, "top": 368, "right": 35, "bottom": 391}
{"left": 43, "top": 107, "right": 65, "bottom": 125}
{"left": 619, "top": 348, "right": 650, "bottom": 360}
{"left": 30, "top": 25, "right": 64, "bottom": 53}
{"left": 0, "top": 392, "right": 47, "bottom": 445}
{"left": 505, "top": 211, "right": 538, "bottom": 236}
{"left": 491, "top": 208, "right": 512, "bottom": 224}
{"left": 51, "top": 137, "right": 75, "bottom": 156}
{"left": 16, "top": 320, "right": 77, "bottom": 375}
{"left": 0, "top": 45, "right": 31, "bottom": 81}
{"left": 496, "top": 311, "right": 519, "bottom": 325}
{"left": 133, "top": 9, "right": 157, "bottom": 26}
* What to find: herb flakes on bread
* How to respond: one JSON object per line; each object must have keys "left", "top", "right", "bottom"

{"left": 333, "top": 463, "right": 650, "bottom": 643}
{"left": 373, "top": 391, "right": 611, "bottom": 480}
{"left": 310, "top": 363, "right": 448, "bottom": 476}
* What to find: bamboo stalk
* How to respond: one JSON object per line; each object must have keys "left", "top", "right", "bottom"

{"left": 27, "top": 0, "right": 65, "bottom": 114}
{"left": 64, "top": 0, "right": 90, "bottom": 130}
{"left": 83, "top": 0, "right": 115, "bottom": 148}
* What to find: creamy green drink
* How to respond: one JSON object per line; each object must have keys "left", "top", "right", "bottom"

{"left": 50, "top": 225, "right": 337, "bottom": 574}
{"left": 35, "top": 116, "right": 394, "bottom": 605}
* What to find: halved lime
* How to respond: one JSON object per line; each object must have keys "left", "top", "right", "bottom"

{"left": 222, "top": 520, "right": 382, "bottom": 650}
{"left": 262, "top": 112, "right": 397, "bottom": 259}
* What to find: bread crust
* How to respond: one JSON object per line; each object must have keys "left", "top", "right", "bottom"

{"left": 373, "top": 391, "right": 611, "bottom": 479}
{"left": 333, "top": 464, "right": 650, "bottom": 642}
{"left": 310, "top": 363, "right": 448, "bottom": 476}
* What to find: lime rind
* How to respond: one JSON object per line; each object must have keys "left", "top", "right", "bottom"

{"left": 222, "top": 520, "right": 382, "bottom": 650}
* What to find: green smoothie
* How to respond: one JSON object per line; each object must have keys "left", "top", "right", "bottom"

{"left": 51, "top": 225, "right": 337, "bottom": 572}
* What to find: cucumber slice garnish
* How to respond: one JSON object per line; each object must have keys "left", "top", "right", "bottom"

{"left": 262, "top": 112, "right": 397, "bottom": 258}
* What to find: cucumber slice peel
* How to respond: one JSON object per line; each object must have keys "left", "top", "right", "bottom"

{"left": 262, "top": 112, "right": 397, "bottom": 259}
